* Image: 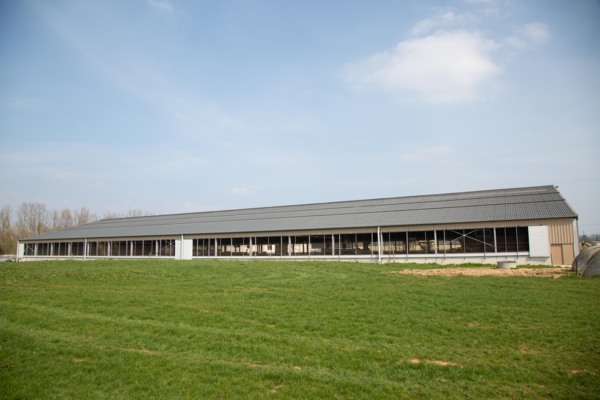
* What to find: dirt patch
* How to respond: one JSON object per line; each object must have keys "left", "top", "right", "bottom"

{"left": 519, "top": 344, "right": 542, "bottom": 355}
{"left": 570, "top": 369, "right": 597, "bottom": 376}
{"left": 270, "top": 384, "right": 285, "bottom": 393}
{"left": 386, "top": 267, "right": 569, "bottom": 278}
{"left": 405, "top": 359, "right": 462, "bottom": 367}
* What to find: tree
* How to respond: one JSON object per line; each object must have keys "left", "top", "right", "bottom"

{"left": 0, "top": 205, "right": 17, "bottom": 254}
{"left": 3, "top": 202, "right": 151, "bottom": 246}
{"left": 52, "top": 208, "right": 76, "bottom": 230}
{"left": 75, "top": 207, "right": 97, "bottom": 225}
{"left": 126, "top": 209, "right": 154, "bottom": 217}
{"left": 16, "top": 202, "right": 49, "bottom": 238}
{"left": 102, "top": 211, "right": 121, "bottom": 219}
{"left": 0, "top": 206, "right": 11, "bottom": 232}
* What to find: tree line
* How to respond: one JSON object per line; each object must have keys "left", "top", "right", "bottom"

{"left": 0, "top": 202, "right": 153, "bottom": 255}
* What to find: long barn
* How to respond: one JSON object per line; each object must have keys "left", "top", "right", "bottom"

{"left": 17, "top": 185, "right": 579, "bottom": 266}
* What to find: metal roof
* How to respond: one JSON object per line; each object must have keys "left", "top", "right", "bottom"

{"left": 25, "top": 185, "right": 578, "bottom": 241}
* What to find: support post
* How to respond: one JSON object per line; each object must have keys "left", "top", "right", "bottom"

{"left": 377, "top": 227, "right": 382, "bottom": 263}
{"left": 332, "top": 234, "right": 335, "bottom": 256}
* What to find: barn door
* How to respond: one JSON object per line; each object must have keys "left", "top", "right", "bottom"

{"left": 550, "top": 245, "right": 563, "bottom": 266}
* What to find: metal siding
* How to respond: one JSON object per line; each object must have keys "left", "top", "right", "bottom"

{"left": 548, "top": 219, "right": 574, "bottom": 244}
{"left": 562, "top": 244, "right": 575, "bottom": 265}
{"left": 551, "top": 245, "right": 563, "bottom": 265}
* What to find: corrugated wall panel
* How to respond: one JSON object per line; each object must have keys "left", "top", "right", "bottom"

{"left": 547, "top": 220, "right": 574, "bottom": 244}
{"left": 381, "top": 218, "right": 576, "bottom": 233}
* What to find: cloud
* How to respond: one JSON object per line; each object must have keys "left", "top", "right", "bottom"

{"left": 522, "top": 22, "right": 550, "bottom": 44}
{"left": 465, "top": 0, "right": 496, "bottom": 4}
{"left": 410, "top": 11, "right": 471, "bottom": 36}
{"left": 506, "top": 22, "right": 550, "bottom": 49}
{"left": 345, "top": 30, "right": 501, "bottom": 103}
{"left": 147, "top": 0, "right": 173, "bottom": 13}
{"left": 231, "top": 187, "right": 252, "bottom": 197}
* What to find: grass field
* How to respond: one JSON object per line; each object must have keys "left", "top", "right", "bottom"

{"left": 1, "top": 260, "right": 599, "bottom": 399}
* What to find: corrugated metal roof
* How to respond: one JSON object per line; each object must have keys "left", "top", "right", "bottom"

{"left": 25, "top": 185, "right": 578, "bottom": 241}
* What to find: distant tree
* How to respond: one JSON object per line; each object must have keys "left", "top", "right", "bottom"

{"left": 52, "top": 208, "right": 76, "bottom": 230}
{"left": 62, "top": 208, "right": 76, "bottom": 228}
{"left": 581, "top": 233, "right": 600, "bottom": 241}
{"left": 102, "top": 211, "right": 121, "bottom": 220}
{"left": 16, "top": 202, "right": 49, "bottom": 238}
{"left": 0, "top": 206, "right": 11, "bottom": 232}
{"left": 0, "top": 205, "right": 18, "bottom": 254}
{"left": 126, "top": 209, "right": 154, "bottom": 217}
{"left": 5, "top": 202, "right": 154, "bottom": 244}
{"left": 51, "top": 210, "right": 60, "bottom": 230}
{"left": 75, "top": 207, "right": 97, "bottom": 225}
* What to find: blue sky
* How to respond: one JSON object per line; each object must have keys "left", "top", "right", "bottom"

{"left": 1, "top": 0, "right": 599, "bottom": 233}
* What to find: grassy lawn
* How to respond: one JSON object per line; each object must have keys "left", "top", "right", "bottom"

{"left": 1, "top": 260, "right": 599, "bottom": 399}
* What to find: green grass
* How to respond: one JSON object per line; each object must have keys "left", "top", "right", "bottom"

{"left": 1, "top": 260, "right": 598, "bottom": 399}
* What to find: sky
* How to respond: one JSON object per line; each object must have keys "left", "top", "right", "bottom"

{"left": 0, "top": 0, "right": 599, "bottom": 234}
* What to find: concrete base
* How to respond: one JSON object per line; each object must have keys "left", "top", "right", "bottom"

{"left": 497, "top": 261, "right": 518, "bottom": 269}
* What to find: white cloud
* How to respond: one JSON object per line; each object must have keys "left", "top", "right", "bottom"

{"left": 504, "top": 35, "right": 526, "bottom": 49}
{"left": 465, "top": 0, "right": 496, "bottom": 4}
{"left": 231, "top": 187, "right": 252, "bottom": 197}
{"left": 345, "top": 30, "right": 501, "bottom": 103}
{"left": 522, "top": 22, "right": 550, "bottom": 44}
{"left": 410, "top": 11, "right": 471, "bottom": 36}
{"left": 506, "top": 22, "right": 550, "bottom": 49}
{"left": 147, "top": 0, "right": 173, "bottom": 13}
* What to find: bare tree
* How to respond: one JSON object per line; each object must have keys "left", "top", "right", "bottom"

{"left": 51, "top": 210, "right": 60, "bottom": 230}
{"left": 4, "top": 202, "right": 154, "bottom": 246}
{"left": 52, "top": 209, "right": 77, "bottom": 230}
{"left": 0, "top": 205, "right": 18, "bottom": 254}
{"left": 102, "top": 211, "right": 121, "bottom": 219}
{"left": 0, "top": 205, "right": 11, "bottom": 232}
{"left": 62, "top": 209, "right": 75, "bottom": 228}
{"left": 126, "top": 209, "right": 154, "bottom": 217}
{"left": 16, "top": 202, "right": 49, "bottom": 238}
{"left": 75, "top": 207, "right": 97, "bottom": 225}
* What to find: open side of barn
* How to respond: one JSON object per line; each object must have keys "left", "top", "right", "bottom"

{"left": 17, "top": 185, "right": 579, "bottom": 266}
